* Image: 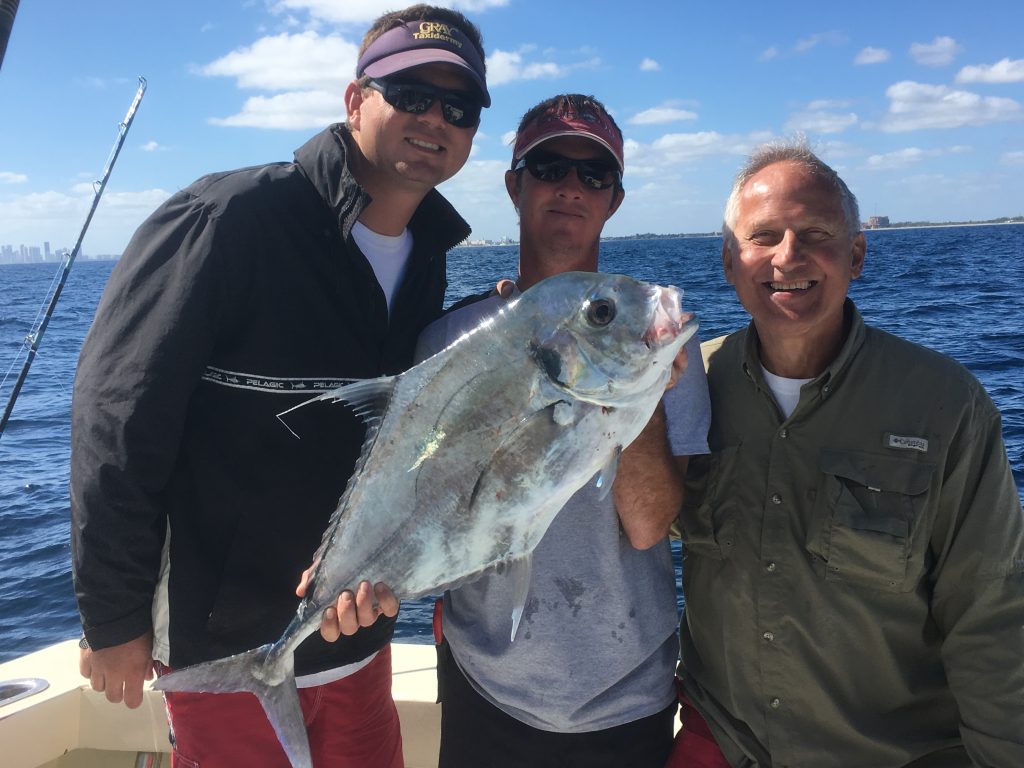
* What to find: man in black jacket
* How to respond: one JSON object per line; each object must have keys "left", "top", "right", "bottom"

{"left": 71, "top": 5, "right": 489, "bottom": 766}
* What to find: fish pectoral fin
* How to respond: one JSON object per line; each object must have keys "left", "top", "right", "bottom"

{"left": 320, "top": 376, "right": 397, "bottom": 423}
{"left": 508, "top": 554, "right": 534, "bottom": 642}
{"left": 594, "top": 448, "right": 621, "bottom": 500}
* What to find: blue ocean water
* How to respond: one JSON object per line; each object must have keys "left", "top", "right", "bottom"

{"left": 1, "top": 225, "right": 1022, "bottom": 663}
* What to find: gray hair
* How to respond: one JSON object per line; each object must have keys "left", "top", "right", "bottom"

{"left": 722, "top": 140, "right": 861, "bottom": 253}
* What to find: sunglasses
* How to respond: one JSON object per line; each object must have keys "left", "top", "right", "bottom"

{"left": 366, "top": 79, "right": 482, "bottom": 129}
{"left": 513, "top": 150, "right": 620, "bottom": 190}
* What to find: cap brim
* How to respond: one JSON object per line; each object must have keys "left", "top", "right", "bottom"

{"left": 362, "top": 50, "right": 491, "bottom": 107}
{"left": 516, "top": 131, "right": 624, "bottom": 173}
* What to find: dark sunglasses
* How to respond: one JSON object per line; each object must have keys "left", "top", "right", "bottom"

{"left": 513, "top": 150, "right": 620, "bottom": 190}
{"left": 366, "top": 78, "right": 482, "bottom": 129}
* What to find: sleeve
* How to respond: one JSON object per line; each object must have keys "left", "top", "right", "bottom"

{"left": 70, "top": 190, "right": 229, "bottom": 650}
{"left": 664, "top": 333, "right": 711, "bottom": 457}
{"left": 929, "top": 394, "right": 1024, "bottom": 764}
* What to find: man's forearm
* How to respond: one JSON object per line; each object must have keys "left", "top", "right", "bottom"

{"left": 612, "top": 403, "right": 687, "bottom": 549}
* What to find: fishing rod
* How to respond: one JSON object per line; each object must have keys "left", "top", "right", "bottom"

{"left": 0, "top": 0, "right": 18, "bottom": 72}
{"left": 0, "top": 75, "right": 147, "bottom": 440}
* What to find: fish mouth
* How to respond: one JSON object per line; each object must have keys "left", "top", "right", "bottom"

{"left": 766, "top": 280, "right": 816, "bottom": 292}
{"left": 643, "top": 287, "right": 694, "bottom": 349}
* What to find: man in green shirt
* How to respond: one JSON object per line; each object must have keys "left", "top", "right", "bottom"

{"left": 671, "top": 141, "right": 1024, "bottom": 767}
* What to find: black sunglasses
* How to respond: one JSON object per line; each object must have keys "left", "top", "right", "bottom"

{"left": 513, "top": 150, "right": 620, "bottom": 190}
{"left": 366, "top": 78, "right": 482, "bottom": 129}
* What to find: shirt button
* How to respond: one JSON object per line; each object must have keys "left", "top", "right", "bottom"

{"left": 763, "top": 631, "right": 775, "bottom": 641}
{"left": 771, "top": 493, "right": 783, "bottom": 505}
{"left": 766, "top": 562, "right": 777, "bottom": 572}
{"left": 779, "top": 428, "right": 788, "bottom": 438}
{"left": 770, "top": 697, "right": 781, "bottom": 709}
{"left": 822, "top": 384, "right": 831, "bottom": 395}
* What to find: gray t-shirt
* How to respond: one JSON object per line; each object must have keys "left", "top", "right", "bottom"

{"left": 415, "top": 291, "right": 711, "bottom": 733}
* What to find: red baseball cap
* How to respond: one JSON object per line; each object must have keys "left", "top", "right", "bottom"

{"left": 512, "top": 95, "right": 624, "bottom": 172}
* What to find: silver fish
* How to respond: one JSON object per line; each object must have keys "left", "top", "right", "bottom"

{"left": 153, "top": 271, "right": 697, "bottom": 767}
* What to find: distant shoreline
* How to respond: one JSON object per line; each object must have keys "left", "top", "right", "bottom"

{"left": 453, "top": 219, "right": 1023, "bottom": 248}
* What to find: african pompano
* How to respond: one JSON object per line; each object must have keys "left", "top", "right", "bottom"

{"left": 153, "top": 271, "right": 697, "bottom": 767}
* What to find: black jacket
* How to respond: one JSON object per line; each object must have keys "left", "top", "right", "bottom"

{"left": 71, "top": 124, "right": 470, "bottom": 673}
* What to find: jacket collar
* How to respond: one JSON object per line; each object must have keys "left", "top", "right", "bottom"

{"left": 293, "top": 124, "right": 471, "bottom": 251}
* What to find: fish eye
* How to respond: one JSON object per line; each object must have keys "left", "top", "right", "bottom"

{"left": 585, "top": 298, "right": 616, "bottom": 327}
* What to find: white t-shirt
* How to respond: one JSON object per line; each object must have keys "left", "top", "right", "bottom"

{"left": 760, "top": 365, "right": 812, "bottom": 419}
{"left": 351, "top": 221, "right": 412, "bottom": 315}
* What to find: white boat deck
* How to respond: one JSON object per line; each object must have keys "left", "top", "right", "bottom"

{"left": 0, "top": 640, "right": 441, "bottom": 768}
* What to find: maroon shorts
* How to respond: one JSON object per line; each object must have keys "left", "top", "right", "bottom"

{"left": 158, "top": 645, "right": 402, "bottom": 768}
{"left": 664, "top": 683, "right": 732, "bottom": 768}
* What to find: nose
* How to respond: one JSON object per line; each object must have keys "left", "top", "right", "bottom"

{"left": 416, "top": 98, "right": 447, "bottom": 128}
{"left": 553, "top": 168, "right": 586, "bottom": 198}
{"left": 771, "top": 230, "right": 805, "bottom": 272}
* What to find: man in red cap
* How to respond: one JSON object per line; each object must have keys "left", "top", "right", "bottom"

{"left": 416, "top": 93, "right": 712, "bottom": 767}
{"left": 71, "top": 5, "right": 488, "bottom": 766}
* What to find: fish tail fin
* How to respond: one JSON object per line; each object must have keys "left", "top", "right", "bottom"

{"left": 153, "top": 645, "right": 312, "bottom": 768}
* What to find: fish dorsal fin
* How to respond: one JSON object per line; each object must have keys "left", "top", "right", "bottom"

{"left": 306, "top": 376, "right": 397, "bottom": 578}
{"left": 594, "top": 448, "right": 621, "bottom": 500}
{"left": 508, "top": 554, "right": 534, "bottom": 642}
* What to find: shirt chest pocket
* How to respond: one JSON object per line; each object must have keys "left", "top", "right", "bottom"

{"left": 809, "top": 449, "right": 934, "bottom": 592}
{"left": 678, "top": 445, "right": 739, "bottom": 560}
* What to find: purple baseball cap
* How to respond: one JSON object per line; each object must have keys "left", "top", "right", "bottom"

{"left": 356, "top": 20, "right": 491, "bottom": 107}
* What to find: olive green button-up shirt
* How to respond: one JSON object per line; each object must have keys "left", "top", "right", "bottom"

{"left": 678, "top": 302, "right": 1024, "bottom": 768}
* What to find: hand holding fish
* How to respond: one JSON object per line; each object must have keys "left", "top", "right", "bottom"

{"left": 295, "top": 570, "right": 399, "bottom": 641}
{"left": 79, "top": 630, "right": 154, "bottom": 708}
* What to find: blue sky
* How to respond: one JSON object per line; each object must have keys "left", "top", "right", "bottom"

{"left": 1, "top": 0, "right": 1023, "bottom": 254}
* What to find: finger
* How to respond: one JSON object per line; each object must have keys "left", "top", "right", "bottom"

{"left": 374, "top": 582, "right": 400, "bottom": 618}
{"left": 295, "top": 566, "right": 312, "bottom": 598}
{"left": 336, "top": 590, "right": 361, "bottom": 637}
{"left": 496, "top": 279, "right": 515, "bottom": 299}
{"left": 105, "top": 679, "right": 124, "bottom": 705}
{"left": 79, "top": 650, "right": 92, "bottom": 679}
{"left": 123, "top": 679, "right": 144, "bottom": 709}
{"left": 354, "top": 580, "right": 380, "bottom": 627}
{"left": 90, "top": 670, "right": 105, "bottom": 693}
{"left": 319, "top": 604, "right": 341, "bottom": 643}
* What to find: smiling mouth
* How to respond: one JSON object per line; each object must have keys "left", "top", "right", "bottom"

{"left": 767, "top": 280, "right": 816, "bottom": 291}
{"left": 407, "top": 138, "right": 442, "bottom": 152}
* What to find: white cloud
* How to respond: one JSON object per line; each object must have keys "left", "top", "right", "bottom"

{"left": 625, "top": 131, "right": 770, "bottom": 177}
{"left": 956, "top": 58, "right": 1024, "bottom": 84}
{"left": 759, "top": 47, "right": 779, "bottom": 62}
{"left": 865, "top": 145, "right": 972, "bottom": 171}
{"left": 200, "top": 32, "right": 357, "bottom": 92}
{"left": 806, "top": 99, "right": 852, "bottom": 110}
{"left": 785, "top": 109, "right": 858, "bottom": 135}
{"left": 140, "top": 141, "right": 166, "bottom": 152}
{"left": 640, "top": 58, "right": 660, "bottom": 72}
{"left": 0, "top": 171, "right": 28, "bottom": 184}
{"left": 879, "top": 81, "right": 1024, "bottom": 132}
{"left": 794, "top": 32, "right": 844, "bottom": 53}
{"left": 1002, "top": 150, "right": 1024, "bottom": 165}
{"left": 0, "top": 188, "right": 172, "bottom": 254}
{"left": 485, "top": 49, "right": 567, "bottom": 86}
{"left": 909, "top": 36, "right": 961, "bottom": 67}
{"left": 854, "top": 47, "right": 890, "bottom": 65}
{"left": 865, "top": 148, "right": 926, "bottom": 170}
{"left": 629, "top": 105, "right": 698, "bottom": 126}
{"left": 275, "top": 0, "right": 510, "bottom": 25}
{"left": 209, "top": 89, "right": 346, "bottom": 130}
